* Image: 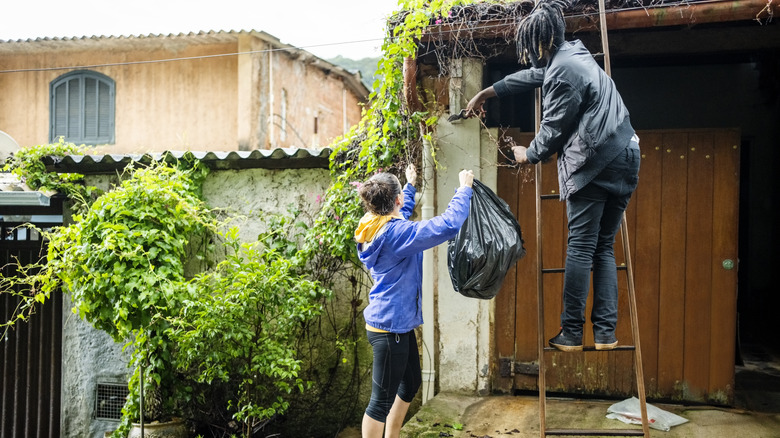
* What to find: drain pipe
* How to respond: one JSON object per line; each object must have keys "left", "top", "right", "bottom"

{"left": 404, "top": 55, "right": 436, "bottom": 404}
{"left": 421, "top": 136, "right": 436, "bottom": 404}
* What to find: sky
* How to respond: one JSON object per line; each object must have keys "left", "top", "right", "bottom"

{"left": 0, "top": 0, "right": 402, "bottom": 60}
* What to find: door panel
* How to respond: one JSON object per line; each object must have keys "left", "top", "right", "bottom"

{"left": 494, "top": 129, "right": 740, "bottom": 404}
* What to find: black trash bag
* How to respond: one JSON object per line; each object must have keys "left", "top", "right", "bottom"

{"left": 447, "top": 179, "right": 526, "bottom": 299}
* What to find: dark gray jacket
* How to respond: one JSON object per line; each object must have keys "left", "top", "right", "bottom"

{"left": 493, "top": 39, "right": 636, "bottom": 199}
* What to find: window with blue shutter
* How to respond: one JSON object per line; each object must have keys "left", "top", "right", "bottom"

{"left": 50, "top": 71, "right": 115, "bottom": 145}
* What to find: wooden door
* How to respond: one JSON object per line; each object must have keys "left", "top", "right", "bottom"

{"left": 494, "top": 129, "right": 740, "bottom": 404}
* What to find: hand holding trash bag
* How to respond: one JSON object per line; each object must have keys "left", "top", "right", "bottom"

{"left": 459, "top": 168, "right": 475, "bottom": 188}
{"left": 447, "top": 179, "right": 525, "bottom": 299}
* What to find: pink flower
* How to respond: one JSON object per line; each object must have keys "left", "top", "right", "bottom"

{"left": 316, "top": 195, "right": 322, "bottom": 204}
{"left": 334, "top": 215, "right": 340, "bottom": 221}
{"left": 350, "top": 181, "right": 362, "bottom": 189}
{"left": 435, "top": 19, "right": 442, "bottom": 24}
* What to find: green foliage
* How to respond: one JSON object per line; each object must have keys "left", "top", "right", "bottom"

{"left": 168, "top": 226, "right": 328, "bottom": 435}
{"left": 56, "top": 162, "right": 214, "bottom": 342}
{"left": 2, "top": 137, "right": 97, "bottom": 210}
{"left": 259, "top": 207, "right": 372, "bottom": 437}
{"left": 0, "top": 255, "right": 50, "bottom": 335}
{"left": 312, "top": 0, "right": 478, "bottom": 267}
{"left": 39, "top": 160, "right": 218, "bottom": 436}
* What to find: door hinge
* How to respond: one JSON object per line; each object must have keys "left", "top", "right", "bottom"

{"left": 499, "top": 358, "right": 539, "bottom": 377}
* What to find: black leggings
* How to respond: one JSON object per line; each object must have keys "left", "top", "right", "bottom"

{"left": 365, "top": 330, "right": 422, "bottom": 422}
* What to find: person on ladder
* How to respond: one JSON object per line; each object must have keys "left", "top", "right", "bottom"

{"left": 464, "top": 0, "right": 640, "bottom": 352}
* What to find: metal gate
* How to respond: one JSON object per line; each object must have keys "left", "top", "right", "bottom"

{"left": 1, "top": 221, "right": 62, "bottom": 438}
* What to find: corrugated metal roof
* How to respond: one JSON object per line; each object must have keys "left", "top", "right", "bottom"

{"left": 42, "top": 148, "right": 332, "bottom": 174}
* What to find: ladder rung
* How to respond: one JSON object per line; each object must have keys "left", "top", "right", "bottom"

{"left": 541, "top": 268, "right": 565, "bottom": 274}
{"left": 542, "top": 266, "right": 627, "bottom": 274}
{"left": 544, "top": 345, "right": 636, "bottom": 352}
{"left": 546, "top": 428, "right": 644, "bottom": 436}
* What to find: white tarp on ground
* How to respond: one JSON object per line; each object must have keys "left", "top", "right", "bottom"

{"left": 607, "top": 397, "right": 689, "bottom": 431}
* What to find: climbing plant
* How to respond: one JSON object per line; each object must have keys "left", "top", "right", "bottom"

{"left": 311, "top": 0, "right": 480, "bottom": 264}
{"left": 2, "top": 137, "right": 98, "bottom": 212}
{"left": 282, "top": 1, "right": 511, "bottom": 434}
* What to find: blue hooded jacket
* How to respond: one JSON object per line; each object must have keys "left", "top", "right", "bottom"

{"left": 357, "top": 183, "right": 473, "bottom": 333}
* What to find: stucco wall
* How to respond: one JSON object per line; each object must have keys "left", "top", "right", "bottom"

{"left": 432, "top": 58, "right": 496, "bottom": 395}
{"left": 0, "top": 33, "right": 365, "bottom": 154}
{"left": 201, "top": 167, "right": 332, "bottom": 242}
{"left": 60, "top": 293, "right": 131, "bottom": 438}
{"left": 60, "top": 165, "right": 332, "bottom": 438}
{"left": 0, "top": 38, "right": 238, "bottom": 153}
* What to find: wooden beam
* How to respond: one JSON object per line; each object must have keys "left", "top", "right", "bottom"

{"left": 420, "top": 0, "right": 778, "bottom": 44}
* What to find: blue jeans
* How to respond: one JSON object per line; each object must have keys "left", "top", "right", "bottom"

{"left": 561, "top": 145, "right": 640, "bottom": 340}
{"left": 365, "top": 330, "right": 421, "bottom": 422}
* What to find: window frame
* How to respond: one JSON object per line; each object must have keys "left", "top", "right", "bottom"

{"left": 50, "top": 70, "right": 116, "bottom": 145}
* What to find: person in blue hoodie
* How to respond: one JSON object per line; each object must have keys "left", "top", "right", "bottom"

{"left": 355, "top": 164, "right": 474, "bottom": 438}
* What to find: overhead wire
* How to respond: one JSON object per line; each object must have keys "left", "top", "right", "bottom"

{"left": 0, "top": 2, "right": 682, "bottom": 75}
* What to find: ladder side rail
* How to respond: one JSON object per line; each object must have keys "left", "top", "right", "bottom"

{"left": 535, "top": 160, "right": 547, "bottom": 438}
{"left": 620, "top": 216, "right": 651, "bottom": 437}
{"left": 595, "top": 0, "right": 649, "bottom": 432}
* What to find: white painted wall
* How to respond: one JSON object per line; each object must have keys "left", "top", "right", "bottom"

{"left": 431, "top": 58, "right": 498, "bottom": 395}
{"left": 201, "top": 167, "right": 331, "bottom": 243}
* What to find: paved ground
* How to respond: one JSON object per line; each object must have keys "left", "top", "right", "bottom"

{"left": 332, "top": 344, "right": 780, "bottom": 437}
{"left": 399, "top": 392, "right": 780, "bottom": 438}
{"left": 394, "top": 342, "right": 780, "bottom": 437}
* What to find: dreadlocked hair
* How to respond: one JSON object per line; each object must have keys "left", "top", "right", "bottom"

{"left": 516, "top": 0, "right": 569, "bottom": 66}
{"left": 357, "top": 173, "right": 402, "bottom": 216}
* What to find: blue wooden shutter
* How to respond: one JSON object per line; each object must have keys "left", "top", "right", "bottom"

{"left": 50, "top": 71, "right": 114, "bottom": 144}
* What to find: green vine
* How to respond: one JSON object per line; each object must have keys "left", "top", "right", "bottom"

{"left": 313, "top": 0, "right": 486, "bottom": 265}
{"left": 2, "top": 137, "right": 98, "bottom": 211}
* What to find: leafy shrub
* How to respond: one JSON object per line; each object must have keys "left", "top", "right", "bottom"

{"left": 169, "top": 226, "right": 329, "bottom": 436}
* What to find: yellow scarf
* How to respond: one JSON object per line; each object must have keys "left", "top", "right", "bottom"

{"left": 354, "top": 212, "right": 403, "bottom": 244}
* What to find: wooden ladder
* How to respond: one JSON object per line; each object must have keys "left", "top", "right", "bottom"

{"left": 533, "top": 165, "right": 650, "bottom": 437}
{"left": 533, "top": 0, "right": 650, "bottom": 436}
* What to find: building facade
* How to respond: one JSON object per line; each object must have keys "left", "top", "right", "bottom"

{"left": 0, "top": 31, "right": 368, "bottom": 153}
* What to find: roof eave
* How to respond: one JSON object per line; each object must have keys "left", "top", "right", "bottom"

{"left": 420, "top": 0, "right": 777, "bottom": 44}
{"left": 42, "top": 148, "right": 333, "bottom": 175}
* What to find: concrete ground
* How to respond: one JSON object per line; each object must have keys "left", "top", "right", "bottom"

{"left": 400, "top": 392, "right": 780, "bottom": 438}
{"left": 395, "top": 343, "right": 780, "bottom": 438}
